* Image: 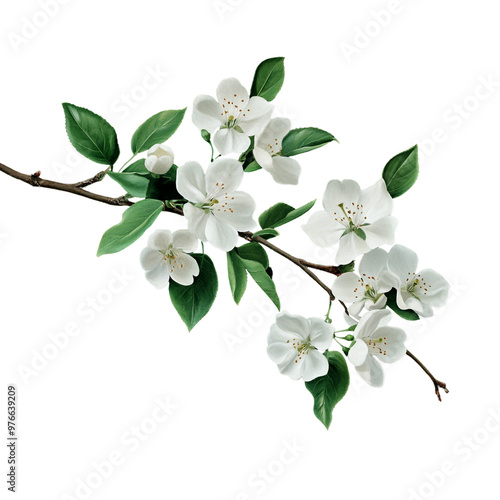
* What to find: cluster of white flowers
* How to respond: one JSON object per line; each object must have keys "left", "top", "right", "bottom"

{"left": 141, "top": 77, "right": 306, "bottom": 287}
{"left": 267, "top": 178, "right": 450, "bottom": 386}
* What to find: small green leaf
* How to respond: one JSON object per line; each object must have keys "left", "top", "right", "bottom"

{"left": 239, "top": 257, "right": 280, "bottom": 310}
{"left": 227, "top": 249, "right": 248, "bottom": 305}
{"left": 354, "top": 227, "right": 366, "bottom": 241}
{"left": 62, "top": 103, "right": 120, "bottom": 166}
{"left": 169, "top": 253, "right": 218, "bottom": 331}
{"left": 201, "top": 129, "right": 211, "bottom": 143}
{"left": 123, "top": 159, "right": 148, "bottom": 174}
{"left": 108, "top": 171, "right": 151, "bottom": 198}
{"left": 382, "top": 145, "right": 419, "bottom": 198}
{"left": 250, "top": 57, "right": 285, "bottom": 102}
{"left": 131, "top": 108, "right": 186, "bottom": 154}
{"left": 281, "top": 127, "right": 336, "bottom": 157}
{"left": 385, "top": 288, "right": 420, "bottom": 321}
{"left": 97, "top": 199, "right": 164, "bottom": 256}
{"left": 305, "top": 351, "right": 350, "bottom": 430}
{"left": 253, "top": 228, "right": 279, "bottom": 239}
{"left": 258, "top": 200, "right": 316, "bottom": 229}
{"left": 244, "top": 160, "right": 262, "bottom": 172}
{"left": 236, "top": 242, "right": 269, "bottom": 269}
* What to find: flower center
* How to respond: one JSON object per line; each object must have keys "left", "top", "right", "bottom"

{"left": 333, "top": 203, "right": 370, "bottom": 237}
{"left": 220, "top": 95, "right": 250, "bottom": 132}
{"left": 287, "top": 337, "right": 314, "bottom": 363}
{"left": 366, "top": 336, "right": 388, "bottom": 356}
{"left": 266, "top": 138, "right": 282, "bottom": 156}
{"left": 160, "top": 246, "right": 185, "bottom": 272}
{"left": 405, "top": 273, "right": 431, "bottom": 296}
{"left": 353, "top": 275, "right": 381, "bottom": 302}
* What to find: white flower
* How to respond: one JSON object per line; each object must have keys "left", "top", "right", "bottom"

{"left": 253, "top": 117, "right": 301, "bottom": 185}
{"left": 348, "top": 310, "right": 407, "bottom": 387}
{"left": 192, "top": 77, "right": 273, "bottom": 155}
{"left": 176, "top": 157, "right": 256, "bottom": 252}
{"left": 267, "top": 312, "right": 333, "bottom": 382}
{"left": 145, "top": 144, "right": 175, "bottom": 175}
{"left": 302, "top": 179, "right": 397, "bottom": 264}
{"left": 386, "top": 245, "right": 450, "bottom": 318}
{"left": 140, "top": 229, "right": 199, "bottom": 287}
{"left": 332, "top": 248, "right": 394, "bottom": 317}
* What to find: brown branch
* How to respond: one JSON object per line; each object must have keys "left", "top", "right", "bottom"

{"left": 406, "top": 350, "right": 449, "bottom": 402}
{"left": 239, "top": 231, "right": 349, "bottom": 315}
{"left": 0, "top": 161, "right": 345, "bottom": 312}
{"left": 297, "top": 259, "right": 343, "bottom": 276}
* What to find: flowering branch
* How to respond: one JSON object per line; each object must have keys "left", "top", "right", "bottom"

{"left": 0, "top": 161, "right": 345, "bottom": 310}
{"left": 406, "top": 350, "right": 449, "bottom": 402}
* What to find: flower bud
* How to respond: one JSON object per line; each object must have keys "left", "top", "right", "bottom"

{"left": 145, "top": 143, "right": 174, "bottom": 175}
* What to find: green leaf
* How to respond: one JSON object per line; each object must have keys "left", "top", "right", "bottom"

{"left": 169, "top": 253, "right": 218, "bottom": 331}
{"left": 62, "top": 103, "right": 119, "bottom": 166}
{"left": 97, "top": 199, "right": 164, "bottom": 256}
{"left": 227, "top": 249, "right": 248, "bottom": 305}
{"left": 239, "top": 257, "right": 280, "bottom": 310}
{"left": 354, "top": 227, "right": 367, "bottom": 241}
{"left": 281, "top": 127, "right": 336, "bottom": 157}
{"left": 250, "top": 57, "right": 285, "bottom": 102}
{"left": 382, "top": 145, "right": 419, "bottom": 198}
{"left": 385, "top": 288, "right": 420, "bottom": 321}
{"left": 244, "top": 160, "right": 262, "bottom": 172}
{"left": 131, "top": 108, "right": 186, "bottom": 154}
{"left": 305, "top": 351, "right": 350, "bottom": 430}
{"left": 123, "top": 159, "right": 148, "bottom": 174}
{"left": 258, "top": 200, "right": 316, "bottom": 229}
{"left": 108, "top": 171, "right": 151, "bottom": 198}
{"left": 253, "top": 228, "right": 279, "bottom": 239}
{"left": 236, "top": 242, "right": 269, "bottom": 268}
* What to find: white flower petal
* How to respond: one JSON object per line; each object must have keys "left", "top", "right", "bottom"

{"left": 302, "top": 211, "right": 345, "bottom": 248}
{"left": 145, "top": 264, "right": 170, "bottom": 290}
{"left": 170, "top": 253, "right": 199, "bottom": 286}
{"left": 205, "top": 215, "right": 238, "bottom": 251}
{"left": 369, "top": 326, "right": 407, "bottom": 363}
{"left": 268, "top": 323, "right": 297, "bottom": 344}
{"left": 360, "top": 179, "right": 393, "bottom": 220}
{"left": 388, "top": 245, "right": 419, "bottom": 281}
{"left": 192, "top": 94, "right": 223, "bottom": 132}
{"left": 255, "top": 117, "right": 291, "bottom": 151}
{"left": 172, "top": 230, "right": 198, "bottom": 253}
{"left": 216, "top": 78, "right": 249, "bottom": 108}
{"left": 213, "top": 127, "right": 251, "bottom": 155}
{"left": 418, "top": 269, "right": 450, "bottom": 307}
{"left": 356, "top": 356, "right": 384, "bottom": 387}
{"left": 363, "top": 216, "right": 398, "bottom": 249}
{"left": 367, "top": 294, "right": 387, "bottom": 310}
{"left": 253, "top": 147, "right": 274, "bottom": 172}
{"left": 267, "top": 342, "right": 293, "bottom": 364}
{"left": 301, "top": 350, "right": 329, "bottom": 382}
{"left": 205, "top": 157, "right": 243, "bottom": 196}
{"left": 308, "top": 318, "right": 334, "bottom": 351}
{"left": 268, "top": 156, "right": 301, "bottom": 185}
{"left": 212, "top": 191, "right": 256, "bottom": 231}
{"left": 176, "top": 162, "right": 206, "bottom": 203}
{"left": 237, "top": 96, "right": 273, "bottom": 136}
{"left": 322, "top": 179, "right": 362, "bottom": 214}
{"left": 183, "top": 204, "right": 209, "bottom": 241}
{"left": 336, "top": 231, "right": 370, "bottom": 264}
{"left": 148, "top": 229, "right": 173, "bottom": 250}
{"left": 349, "top": 300, "right": 366, "bottom": 317}
{"left": 140, "top": 247, "right": 163, "bottom": 271}
{"left": 278, "top": 351, "right": 303, "bottom": 380}
{"left": 348, "top": 339, "right": 369, "bottom": 366}
{"left": 355, "top": 309, "right": 392, "bottom": 339}
{"left": 275, "top": 312, "right": 310, "bottom": 338}
{"left": 359, "top": 248, "right": 389, "bottom": 279}
{"left": 332, "top": 272, "right": 363, "bottom": 303}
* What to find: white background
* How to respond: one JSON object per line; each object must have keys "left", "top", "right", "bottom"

{"left": 1, "top": 1, "right": 499, "bottom": 499}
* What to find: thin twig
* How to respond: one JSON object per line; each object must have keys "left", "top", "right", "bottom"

{"left": 406, "top": 350, "right": 449, "bottom": 402}
{"left": 298, "top": 259, "right": 342, "bottom": 276}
